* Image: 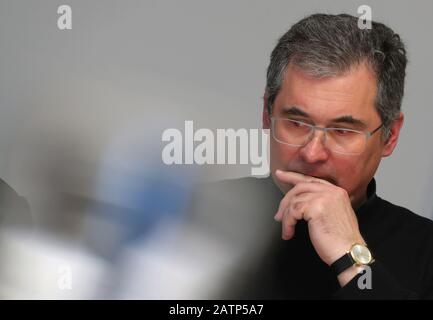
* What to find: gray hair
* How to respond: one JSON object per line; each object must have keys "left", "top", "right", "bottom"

{"left": 266, "top": 13, "right": 407, "bottom": 138}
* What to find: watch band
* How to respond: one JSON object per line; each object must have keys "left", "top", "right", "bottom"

{"left": 330, "top": 252, "right": 355, "bottom": 275}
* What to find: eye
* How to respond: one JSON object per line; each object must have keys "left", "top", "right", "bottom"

{"left": 334, "top": 128, "right": 352, "bottom": 135}
{"left": 289, "top": 120, "right": 308, "bottom": 127}
{"left": 336, "top": 129, "right": 348, "bottom": 134}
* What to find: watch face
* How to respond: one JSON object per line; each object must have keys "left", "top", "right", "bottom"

{"left": 350, "top": 244, "right": 372, "bottom": 265}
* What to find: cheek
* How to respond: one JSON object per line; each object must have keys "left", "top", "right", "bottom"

{"left": 334, "top": 160, "right": 363, "bottom": 189}
{"left": 334, "top": 151, "right": 381, "bottom": 194}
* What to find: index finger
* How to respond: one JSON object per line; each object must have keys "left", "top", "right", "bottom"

{"left": 274, "top": 169, "right": 333, "bottom": 186}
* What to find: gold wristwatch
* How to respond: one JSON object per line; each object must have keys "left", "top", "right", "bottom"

{"left": 330, "top": 243, "right": 374, "bottom": 275}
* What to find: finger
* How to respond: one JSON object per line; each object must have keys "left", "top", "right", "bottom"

{"left": 274, "top": 181, "right": 327, "bottom": 221}
{"left": 275, "top": 169, "right": 334, "bottom": 186}
{"left": 282, "top": 214, "right": 297, "bottom": 240}
{"left": 274, "top": 182, "right": 322, "bottom": 221}
{"left": 281, "top": 195, "right": 310, "bottom": 240}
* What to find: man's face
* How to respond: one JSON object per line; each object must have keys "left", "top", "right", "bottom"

{"left": 264, "top": 62, "right": 402, "bottom": 207}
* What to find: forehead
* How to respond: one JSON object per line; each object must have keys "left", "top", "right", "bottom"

{"left": 274, "top": 63, "right": 379, "bottom": 121}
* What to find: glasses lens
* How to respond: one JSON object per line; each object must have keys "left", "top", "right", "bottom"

{"left": 273, "top": 119, "right": 312, "bottom": 146}
{"left": 272, "top": 118, "right": 367, "bottom": 155}
{"left": 326, "top": 128, "right": 366, "bottom": 154}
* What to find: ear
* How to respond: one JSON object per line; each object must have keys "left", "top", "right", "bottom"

{"left": 262, "top": 90, "right": 271, "bottom": 129}
{"left": 382, "top": 112, "right": 404, "bottom": 157}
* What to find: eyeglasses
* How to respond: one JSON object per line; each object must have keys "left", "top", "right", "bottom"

{"left": 270, "top": 117, "right": 383, "bottom": 155}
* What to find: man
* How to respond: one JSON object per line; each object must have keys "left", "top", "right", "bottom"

{"left": 191, "top": 13, "right": 433, "bottom": 299}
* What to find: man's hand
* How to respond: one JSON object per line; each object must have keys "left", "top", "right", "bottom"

{"left": 273, "top": 169, "right": 366, "bottom": 270}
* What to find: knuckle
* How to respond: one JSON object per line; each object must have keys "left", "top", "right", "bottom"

{"left": 335, "top": 186, "right": 348, "bottom": 198}
{"left": 315, "top": 199, "right": 326, "bottom": 214}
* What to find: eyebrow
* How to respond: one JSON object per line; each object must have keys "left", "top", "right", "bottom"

{"left": 281, "top": 106, "right": 367, "bottom": 129}
{"left": 332, "top": 115, "right": 367, "bottom": 129}
{"left": 281, "top": 106, "right": 310, "bottom": 118}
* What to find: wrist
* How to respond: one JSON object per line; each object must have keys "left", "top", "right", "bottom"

{"left": 330, "top": 240, "right": 373, "bottom": 283}
{"left": 337, "top": 264, "right": 363, "bottom": 287}
{"left": 328, "top": 237, "right": 366, "bottom": 266}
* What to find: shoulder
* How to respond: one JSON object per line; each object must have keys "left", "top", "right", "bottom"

{"left": 378, "top": 197, "right": 433, "bottom": 232}
{"left": 0, "top": 178, "right": 22, "bottom": 206}
{"left": 191, "top": 176, "right": 281, "bottom": 213}
{"left": 194, "top": 176, "right": 279, "bottom": 199}
{"left": 189, "top": 176, "right": 281, "bottom": 243}
{"left": 0, "top": 179, "right": 32, "bottom": 227}
{"left": 370, "top": 197, "right": 433, "bottom": 295}
{"left": 372, "top": 196, "right": 433, "bottom": 254}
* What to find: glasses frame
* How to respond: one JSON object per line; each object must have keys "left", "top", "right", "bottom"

{"left": 270, "top": 116, "right": 383, "bottom": 155}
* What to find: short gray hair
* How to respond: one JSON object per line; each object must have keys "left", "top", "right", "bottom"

{"left": 266, "top": 13, "right": 407, "bottom": 138}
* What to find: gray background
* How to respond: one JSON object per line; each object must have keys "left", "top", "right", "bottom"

{"left": 0, "top": 0, "right": 432, "bottom": 221}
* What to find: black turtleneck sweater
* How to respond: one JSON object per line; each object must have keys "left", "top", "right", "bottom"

{"left": 190, "top": 176, "right": 433, "bottom": 299}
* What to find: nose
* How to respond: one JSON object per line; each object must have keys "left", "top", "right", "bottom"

{"left": 298, "top": 130, "right": 330, "bottom": 163}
